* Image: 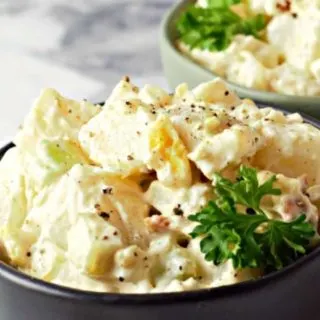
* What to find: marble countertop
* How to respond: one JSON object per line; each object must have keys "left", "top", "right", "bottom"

{"left": 0, "top": 0, "right": 173, "bottom": 143}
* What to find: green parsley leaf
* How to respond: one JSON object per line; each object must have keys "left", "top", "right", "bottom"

{"left": 207, "top": 0, "right": 241, "bottom": 8}
{"left": 176, "top": 2, "right": 266, "bottom": 51}
{"left": 189, "top": 166, "right": 315, "bottom": 270}
{"left": 215, "top": 166, "right": 281, "bottom": 215}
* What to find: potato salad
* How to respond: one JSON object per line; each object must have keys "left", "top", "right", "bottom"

{"left": 177, "top": 0, "right": 320, "bottom": 96}
{"left": 0, "top": 78, "right": 320, "bottom": 293}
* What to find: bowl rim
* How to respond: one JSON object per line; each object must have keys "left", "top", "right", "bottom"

{"left": 1, "top": 108, "right": 320, "bottom": 304}
{"left": 160, "top": 0, "right": 320, "bottom": 103}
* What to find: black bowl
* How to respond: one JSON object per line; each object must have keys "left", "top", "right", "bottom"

{"left": 1, "top": 111, "right": 320, "bottom": 320}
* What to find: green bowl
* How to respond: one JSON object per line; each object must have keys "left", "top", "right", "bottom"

{"left": 160, "top": 0, "right": 320, "bottom": 119}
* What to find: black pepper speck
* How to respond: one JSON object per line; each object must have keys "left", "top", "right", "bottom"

{"left": 99, "top": 212, "right": 110, "bottom": 219}
{"left": 102, "top": 187, "right": 113, "bottom": 195}
{"left": 173, "top": 204, "right": 184, "bottom": 216}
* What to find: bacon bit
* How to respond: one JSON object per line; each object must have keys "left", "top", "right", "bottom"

{"left": 283, "top": 197, "right": 296, "bottom": 215}
{"left": 283, "top": 196, "right": 307, "bottom": 220}
{"left": 145, "top": 215, "right": 170, "bottom": 233}
{"left": 284, "top": 196, "right": 318, "bottom": 227}
{"left": 276, "top": 0, "right": 291, "bottom": 12}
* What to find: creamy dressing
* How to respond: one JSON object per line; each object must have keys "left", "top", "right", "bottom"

{"left": 0, "top": 78, "right": 320, "bottom": 293}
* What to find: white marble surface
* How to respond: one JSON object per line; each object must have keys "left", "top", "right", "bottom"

{"left": 0, "top": 0, "right": 173, "bottom": 144}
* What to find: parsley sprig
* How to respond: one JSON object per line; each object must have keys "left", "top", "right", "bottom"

{"left": 189, "top": 166, "right": 315, "bottom": 270}
{"left": 177, "top": 0, "right": 266, "bottom": 51}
